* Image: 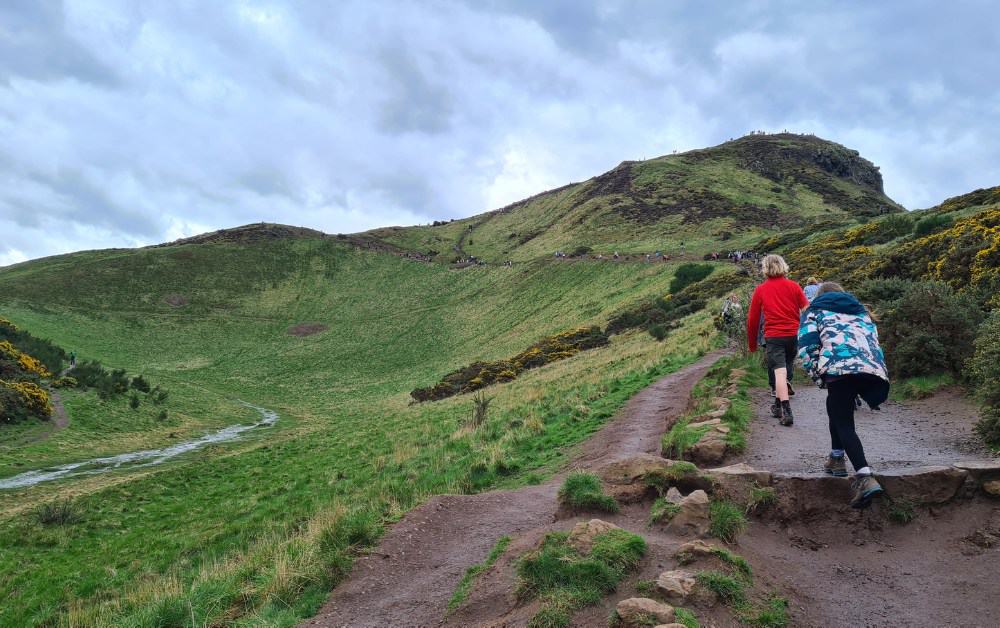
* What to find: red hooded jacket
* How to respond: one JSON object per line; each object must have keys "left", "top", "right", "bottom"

{"left": 747, "top": 277, "right": 808, "bottom": 352}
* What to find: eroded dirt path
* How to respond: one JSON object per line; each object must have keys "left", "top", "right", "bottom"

{"left": 738, "top": 385, "right": 996, "bottom": 474}
{"left": 304, "top": 351, "right": 727, "bottom": 628}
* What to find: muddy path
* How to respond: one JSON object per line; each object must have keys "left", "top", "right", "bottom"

{"left": 303, "top": 351, "right": 727, "bottom": 628}
{"left": 737, "top": 384, "right": 997, "bottom": 474}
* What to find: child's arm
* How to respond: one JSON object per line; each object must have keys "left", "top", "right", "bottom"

{"left": 797, "top": 310, "right": 823, "bottom": 386}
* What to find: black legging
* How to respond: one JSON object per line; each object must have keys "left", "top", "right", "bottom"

{"left": 826, "top": 375, "right": 880, "bottom": 471}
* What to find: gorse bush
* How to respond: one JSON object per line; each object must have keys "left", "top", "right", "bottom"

{"left": 880, "top": 282, "right": 982, "bottom": 378}
{"left": 670, "top": 263, "right": 714, "bottom": 294}
{"left": 0, "top": 317, "right": 65, "bottom": 373}
{"left": 913, "top": 213, "right": 954, "bottom": 236}
{"left": 969, "top": 310, "right": 1000, "bottom": 445}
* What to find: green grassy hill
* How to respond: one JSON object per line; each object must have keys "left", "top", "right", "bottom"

{"left": 0, "top": 133, "right": 922, "bottom": 627}
{"left": 368, "top": 133, "right": 902, "bottom": 263}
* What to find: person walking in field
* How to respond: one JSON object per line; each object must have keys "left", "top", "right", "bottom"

{"left": 747, "top": 254, "right": 808, "bottom": 425}
{"left": 798, "top": 282, "right": 889, "bottom": 509}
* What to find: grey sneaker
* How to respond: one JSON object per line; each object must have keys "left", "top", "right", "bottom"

{"left": 824, "top": 455, "right": 848, "bottom": 477}
{"left": 850, "top": 474, "right": 884, "bottom": 509}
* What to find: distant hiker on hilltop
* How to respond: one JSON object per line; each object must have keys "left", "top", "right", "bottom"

{"left": 803, "top": 277, "right": 821, "bottom": 302}
{"left": 69, "top": 351, "right": 76, "bottom": 368}
{"left": 798, "top": 281, "right": 889, "bottom": 509}
{"left": 747, "top": 254, "right": 808, "bottom": 426}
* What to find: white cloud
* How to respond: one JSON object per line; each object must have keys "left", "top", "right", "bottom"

{"left": 0, "top": 1, "right": 998, "bottom": 263}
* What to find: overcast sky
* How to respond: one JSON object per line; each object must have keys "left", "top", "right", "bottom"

{"left": 2, "top": 1, "right": 998, "bottom": 265}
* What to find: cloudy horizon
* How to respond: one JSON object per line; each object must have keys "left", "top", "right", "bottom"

{"left": 2, "top": 0, "right": 999, "bottom": 265}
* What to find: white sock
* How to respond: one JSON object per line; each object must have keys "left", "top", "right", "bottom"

{"left": 856, "top": 466, "right": 873, "bottom": 476}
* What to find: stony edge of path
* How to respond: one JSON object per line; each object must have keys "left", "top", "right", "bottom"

{"left": 302, "top": 351, "right": 728, "bottom": 628}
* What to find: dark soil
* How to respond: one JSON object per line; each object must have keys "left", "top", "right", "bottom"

{"left": 302, "top": 351, "right": 727, "bottom": 628}
{"left": 738, "top": 385, "right": 997, "bottom": 474}
{"left": 287, "top": 323, "right": 329, "bottom": 337}
{"left": 163, "top": 294, "right": 188, "bottom": 307}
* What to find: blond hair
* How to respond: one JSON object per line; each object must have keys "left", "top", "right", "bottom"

{"left": 806, "top": 276, "right": 820, "bottom": 285}
{"left": 761, "top": 254, "right": 790, "bottom": 278}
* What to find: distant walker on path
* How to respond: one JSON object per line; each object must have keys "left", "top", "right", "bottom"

{"left": 798, "top": 282, "right": 889, "bottom": 509}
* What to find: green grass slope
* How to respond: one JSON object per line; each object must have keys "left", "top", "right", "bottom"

{"left": 0, "top": 235, "right": 722, "bottom": 626}
{"left": 368, "top": 133, "right": 902, "bottom": 263}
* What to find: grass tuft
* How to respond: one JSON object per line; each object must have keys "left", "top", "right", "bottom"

{"left": 746, "top": 484, "right": 777, "bottom": 514}
{"left": 674, "top": 607, "right": 701, "bottom": 628}
{"left": 710, "top": 547, "right": 753, "bottom": 580}
{"left": 558, "top": 472, "right": 620, "bottom": 513}
{"left": 35, "top": 500, "right": 83, "bottom": 526}
{"left": 709, "top": 500, "right": 748, "bottom": 544}
{"left": 648, "top": 497, "right": 682, "bottom": 525}
{"left": 643, "top": 461, "right": 698, "bottom": 493}
{"left": 518, "top": 529, "right": 646, "bottom": 626}
{"left": 887, "top": 497, "right": 918, "bottom": 525}
{"left": 742, "top": 596, "right": 789, "bottom": 628}
{"left": 447, "top": 535, "right": 511, "bottom": 612}
{"left": 696, "top": 570, "right": 746, "bottom": 606}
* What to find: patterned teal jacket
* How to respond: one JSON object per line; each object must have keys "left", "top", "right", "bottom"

{"left": 797, "top": 291, "right": 889, "bottom": 386}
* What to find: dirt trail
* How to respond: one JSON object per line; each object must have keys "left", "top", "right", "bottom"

{"left": 304, "top": 351, "right": 726, "bottom": 628}
{"left": 738, "top": 385, "right": 996, "bottom": 474}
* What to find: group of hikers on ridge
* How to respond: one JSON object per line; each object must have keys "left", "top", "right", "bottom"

{"left": 745, "top": 254, "right": 888, "bottom": 509}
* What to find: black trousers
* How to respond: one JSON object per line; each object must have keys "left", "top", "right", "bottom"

{"left": 826, "top": 375, "right": 884, "bottom": 471}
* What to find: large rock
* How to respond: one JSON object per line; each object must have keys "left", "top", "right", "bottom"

{"left": 673, "top": 539, "right": 720, "bottom": 563}
{"left": 983, "top": 480, "right": 1000, "bottom": 497}
{"left": 878, "top": 466, "right": 969, "bottom": 504}
{"left": 616, "top": 598, "right": 675, "bottom": 626}
{"left": 567, "top": 519, "right": 620, "bottom": 554}
{"left": 597, "top": 454, "right": 690, "bottom": 503}
{"left": 656, "top": 569, "right": 718, "bottom": 607}
{"left": 687, "top": 431, "right": 728, "bottom": 466}
{"left": 954, "top": 461, "right": 1000, "bottom": 483}
{"left": 705, "top": 463, "right": 773, "bottom": 505}
{"left": 667, "top": 489, "right": 710, "bottom": 536}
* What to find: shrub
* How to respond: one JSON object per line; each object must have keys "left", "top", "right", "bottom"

{"left": 709, "top": 500, "right": 747, "bottom": 544}
{"left": 880, "top": 282, "right": 982, "bottom": 378}
{"left": 913, "top": 213, "right": 954, "bottom": 236}
{"left": 0, "top": 381, "right": 52, "bottom": 421}
{"left": 0, "top": 319, "right": 66, "bottom": 373}
{"left": 35, "top": 500, "right": 82, "bottom": 525}
{"left": 970, "top": 311, "right": 1000, "bottom": 446}
{"left": 151, "top": 386, "right": 170, "bottom": 404}
{"left": 157, "top": 409, "right": 168, "bottom": 421}
{"left": 670, "top": 264, "right": 714, "bottom": 294}
{"left": 648, "top": 324, "right": 668, "bottom": 341}
{"left": 558, "top": 473, "right": 619, "bottom": 513}
{"left": 131, "top": 375, "right": 151, "bottom": 393}
{"left": 469, "top": 391, "right": 492, "bottom": 428}
{"left": 571, "top": 245, "right": 592, "bottom": 257}
{"left": 129, "top": 393, "right": 141, "bottom": 410}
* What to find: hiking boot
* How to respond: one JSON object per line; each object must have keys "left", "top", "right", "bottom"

{"left": 787, "top": 381, "right": 795, "bottom": 396}
{"left": 770, "top": 401, "right": 782, "bottom": 418}
{"left": 824, "top": 455, "right": 848, "bottom": 477}
{"left": 855, "top": 395, "right": 863, "bottom": 409}
{"left": 850, "top": 474, "right": 883, "bottom": 509}
{"left": 779, "top": 401, "right": 793, "bottom": 426}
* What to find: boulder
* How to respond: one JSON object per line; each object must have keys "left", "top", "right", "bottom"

{"left": 616, "top": 598, "right": 675, "bottom": 626}
{"left": 687, "top": 432, "right": 728, "bottom": 466}
{"left": 673, "top": 539, "right": 719, "bottom": 563}
{"left": 878, "top": 466, "right": 969, "bottom": 504}
{"left": 666, "top": 487, "right": 683, "bottom": 502}
{"left": 598, "top": 454, "right": 693, "bottom": 503}
{"left": 567, "top": 519, "right": 620, "bottom": 554}
{"left": 705, "top": 463, "right": 772, "bottom": 504}
{"left": 983, "top": 480, "right": 1000, "bottom": 497}
{"left": 656, "top": 569, "right": 718, "bottom": 607}
{"left": 953, "top": 461, "right": 1000, "bottom": 483}
{"left": 667, "top": 490, "right": 710, "bottom": 536}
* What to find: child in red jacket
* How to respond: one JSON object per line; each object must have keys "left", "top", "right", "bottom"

{"left": 747, "top": 255, "right": 808, "bottom": 425}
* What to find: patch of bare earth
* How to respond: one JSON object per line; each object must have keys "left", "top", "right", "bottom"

{"left": 164, "top": 294, "right": 188, "bottom": 307}
{"left": 303, "top": 351, "right": 727, "bottom": 628}
{"left": 287, "top": 323, "right": 329, "bottom": 337}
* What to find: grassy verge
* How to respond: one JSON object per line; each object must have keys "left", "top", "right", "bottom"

{"left": 447, "top": 535, "right": 512, "bottom": 613}
{"left": 661, "top": 354, "right": 766, "bottom": 460}
{"left": 890, "top": 373, "right": 955, "bottom": 401}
